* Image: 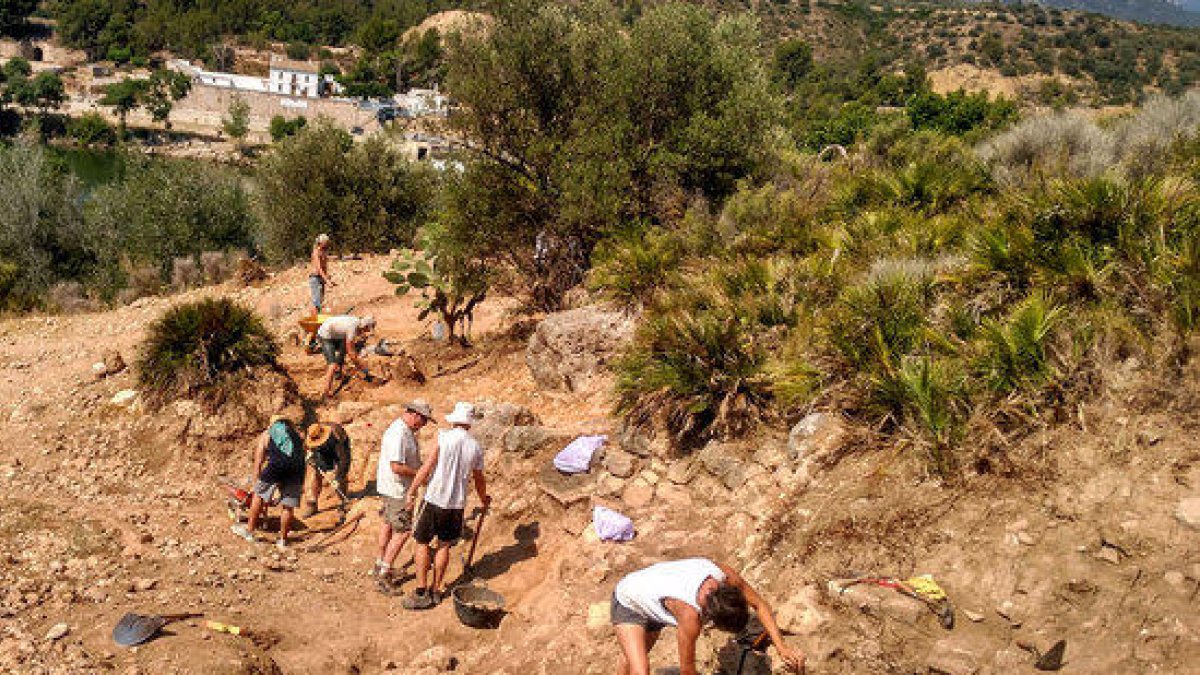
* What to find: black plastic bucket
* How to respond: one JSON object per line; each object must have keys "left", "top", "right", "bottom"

{"left": 452, "top": 584, "right": 506, "bottom": 629}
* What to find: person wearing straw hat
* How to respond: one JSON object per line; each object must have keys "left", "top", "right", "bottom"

{"left": 402, "top": 401, "right": 489, "bottom": 610}
{"left": 231, "top": 413, "right": 306, "bottom": 550}
{"left": 300, "top": 421, "right": 352, "bottom": 518}
{"left": 372, "top": 400, "right": 434, "bottom": 593}
{"left": 309, "top": 233, "right": 335, "bottom": 314}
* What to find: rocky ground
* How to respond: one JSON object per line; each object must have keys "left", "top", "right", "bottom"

{"left": 0, "top": 255, "right": 1197, "bottom": 674}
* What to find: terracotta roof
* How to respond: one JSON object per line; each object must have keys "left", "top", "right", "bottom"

{"left": 269, "top": 56, "right": 319, "bottom": 73}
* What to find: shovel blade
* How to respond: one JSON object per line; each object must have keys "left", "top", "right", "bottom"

{"left": 1035, "top": 639, "right": 1067, "bottom": 671}
{"left": 112, "top": 613, "right": 167, "bottom": 647}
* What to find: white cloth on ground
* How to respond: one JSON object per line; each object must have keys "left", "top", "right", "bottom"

{"left": 553, "top": 434, "right": 607, "bottom": 474}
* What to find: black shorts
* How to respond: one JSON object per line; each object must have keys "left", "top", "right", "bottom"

{"left": 321, "top": 337, "right": 346, "bottom": 365}
{"left": 413, "top": 503, "right": 465, "bottom": 545}
{"left": 610, "top": 594, "right": 666, "bottom": 633}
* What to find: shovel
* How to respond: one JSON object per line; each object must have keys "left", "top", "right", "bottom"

{"left": 112, "top": 612, "right": 202, "bottom": 647}
{"left": 462, "top": 498, "right": 491, "bottom": 576}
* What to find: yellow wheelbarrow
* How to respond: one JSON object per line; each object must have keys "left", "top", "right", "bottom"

{"left": 298, "top": 313, "right": 332, "bottom": 354}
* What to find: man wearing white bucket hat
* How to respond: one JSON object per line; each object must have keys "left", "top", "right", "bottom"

{"left": 402, "top": 401, "right": 490, "bottom": 610}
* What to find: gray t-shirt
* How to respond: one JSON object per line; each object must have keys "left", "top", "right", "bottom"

{"left": 424, "top": 427, "right": 484, "bottom": 510}
{"left": 318, "top": 315, "right": 361, "bottom": 342}
{"left": 377, "top": 418, "right": 421, "bottom": 499}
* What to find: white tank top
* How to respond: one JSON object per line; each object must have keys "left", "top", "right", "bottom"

{"left": 614, "top": 558, "right": 725, "bottom": 626}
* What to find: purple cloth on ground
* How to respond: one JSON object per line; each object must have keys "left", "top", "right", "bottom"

{"left": 593, "top": 506, "right": 635, "bottom": 542}
{"left": 553, "top": 434, "right": 607, "bottom": 474}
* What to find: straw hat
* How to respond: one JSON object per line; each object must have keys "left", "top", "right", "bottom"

{"left": 445, "top": 402, "right": 478, "bottom": 426}
{"left": 305, "top": 423, "right": 332, "bottom": 449}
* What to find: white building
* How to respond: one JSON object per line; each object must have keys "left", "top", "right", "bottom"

{"left": 168, "top": 57, "right": 342, "bottom": 99}
{"left": 268, "top": 57, "right": 323, "bottom": 97}
{"left": 396, "top": 86, "right": 449, "bottom": 117}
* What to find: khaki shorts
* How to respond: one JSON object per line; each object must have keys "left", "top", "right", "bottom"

{"left": 380, "top": 496, "right": 413, "bottom": 532}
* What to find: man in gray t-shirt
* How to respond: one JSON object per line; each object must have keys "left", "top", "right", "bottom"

{"left": 372, "top": 400, "right": 433, "bottom": 592}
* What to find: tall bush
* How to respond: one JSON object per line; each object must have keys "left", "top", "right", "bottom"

{"left": 256, "top": 120, "right": 436, "bottom": 262}
{"left": 137, "top": 298, "right": 278, "bottom": 408}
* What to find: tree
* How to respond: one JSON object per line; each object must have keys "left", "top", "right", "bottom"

{"left": 222, "top": 95, "right": 250, "bottom": 149}
{"left": 441, "top": 0, "right": 779, "bottom": 308}
{"left": 143, "top": 69, "right": 192, "bottom": 128}
{"left": 68, "top": 112, "right": 116, "bottom": 146}
{"left": 0, "top": 0, "right": 37, "bottom": 37}
{"left": 13, "top": 71, "right": 65, "bottom": 113}
{"left": 773, "top": 39, "right": 813, "bottom": 90}
{"left": 3, "top": 57, "right": 32, "bottom": 80}
{"left": 256, "top": 119, "right": 435, "bottom": 261}
{"left": 268, "top": 114, "right": 306, "bottom": 142}
{"left": 99, "top": 78, "right": 148, "bottom": 131}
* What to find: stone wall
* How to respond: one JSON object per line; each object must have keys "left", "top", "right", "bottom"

{"left": 177, "top": 84, "right": 371, "bottom": 133}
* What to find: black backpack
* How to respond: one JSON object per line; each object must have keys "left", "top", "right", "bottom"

{"left": 261, "top": 421, "right": 306, "bottom": 483}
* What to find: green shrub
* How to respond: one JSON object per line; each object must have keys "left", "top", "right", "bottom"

{"left": 67, "top": 112, "right": 116, "bottom": 147}
{"left": 977, "top": 292, "right": 1063, "bottom": 392}
{"left": 828, "top": 259, "right": 937, "bottom": 371}
{"left": 616, "top": 305, "right": 772, "bottom": 448}
{"left": 137, "top": 298, "right": 278, "bottom": 408}
{"left": 588, "top": 227, "right": 684, "bottom": 309}
{"left": 868, "top": 355, "right": 967, "bottom": 474}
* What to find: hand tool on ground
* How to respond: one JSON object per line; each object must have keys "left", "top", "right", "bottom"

{"left": 1018, "top": 639, "right": 1067, "bottom": 671}
{"left": 734, "top": 630, "right": 772, "bottom": 675}
{"left": 838, "top": 574, "right": 955, "bottom": 629}
{"left": 112, "top": 612, "right": 202, "bottom": 647}
{"left": 204, "top": 620, "right": 280, "bottom": 649}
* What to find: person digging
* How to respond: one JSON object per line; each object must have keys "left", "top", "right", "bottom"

{"left": 611, "top": 557, "right": 805, "bottom": 675}
{"left": 300, "top": 421, "right": 352, "bottom": 519}
{"left": 402, "top": 402, "right": 490, "bottom": 610}
{"left": 231, "top": 415, "right": 307, "bottom": 551}
{"left": 317, "top": 314, "right": 376, "bottom": 399}
{"left": 372, "top": 400, "right": 434, "bottom": 594}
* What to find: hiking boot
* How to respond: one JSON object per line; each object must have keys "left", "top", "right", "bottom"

{"left": 402, "top": 591, "right": 435, "bottom": 610}
{"left": 376, "top": 576, "right": 402, "bottom": 596}
{"left": 230, "top": 524, "right": 255, "bottom": 543}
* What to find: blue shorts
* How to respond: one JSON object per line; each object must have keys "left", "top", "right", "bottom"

{"left": 308, "top": 275, "right": 325, "bottom": 310}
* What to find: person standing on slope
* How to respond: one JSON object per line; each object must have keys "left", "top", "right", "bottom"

{"left": 402, "top": 401, "right": 489, "bottom": 610}
{"left": 611, "top": 557, "right": 805, "bottom": 675}
{"left": 373, "top": 400, "right": 434, "bottom": 593}
{"left": 309, "top": 233, "right": 334, "bottom": 314}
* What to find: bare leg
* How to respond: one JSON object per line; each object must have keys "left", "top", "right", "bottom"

{"left": 303, "top": 468, "right": 323, "bottom": 513}
{"left": 322, "top": 365, "right": 340, "bottom": 397}
{"left": 376, "top": 522, "right": 394, "bottom": 562}
{"left": 383, "top": 530, "right": 410, "bottom": 567}
{"left": 280, "top": 507, "right": 294, "bottom": 541}
{"left": 245, "top": 495, "right": 265, "bottom": 532}
{"left": 414, "top": 543, "right": 431, "bottom": 590}
{"left": 432, "top": 543, "right": 451, "bottom": 592}
{"left": 615, "top": 625, "right": 659, "bottom": 675}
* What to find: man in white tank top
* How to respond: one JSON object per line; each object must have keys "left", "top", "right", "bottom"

{"left": 610, "top": 557, "right": 804, "bottom": 674}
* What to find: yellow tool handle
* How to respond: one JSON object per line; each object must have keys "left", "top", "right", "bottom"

{"left": 205, "top": 620, "right": 242, "bottom": 636}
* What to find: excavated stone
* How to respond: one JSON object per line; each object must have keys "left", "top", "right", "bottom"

{"left": 605, "top": 449, "right": 637, "bottom": 479}
{"left": 1175, "top": 497, "right": 1200, "bottom": 530}
{"left": 525, "top": 306, "right": 635, "bottom": 392}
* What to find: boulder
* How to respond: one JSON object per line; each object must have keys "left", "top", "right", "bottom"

{"left": 787, "top": 412, "right": 847, "bottom": 468}
{"left": 613, "top": 422, "right": 652, "bottom": 458}
{"left": 473, "top": 401, "right": 541, "bottom": 451}
{"left": 695, "top": 442, "right": 748, "bottom": 491}
{"left": 1176, "top": 497, "right": 1200, "bottom": 530}
{"left": 525, "top": 306, "right": 635, "bottom": 392}
{"left": 774, "top": 585, "right": 829, "bottom": 635}
{"left": 622, "top": 481, "right": 655, "bottom": 509}
{"left": 605, "top": 450, "right": 637, "bottom": 479}
{"left": 928, "top": 639, "right": 979, "bottom": 675}
{"left": 665, "top": 460, "right": 698, "bottom": 485}
{"left": 538, "top": 464, "right": 596, "bottom": 507}
{"left": 504, "top": 426, "right": 572, "bottom": 458}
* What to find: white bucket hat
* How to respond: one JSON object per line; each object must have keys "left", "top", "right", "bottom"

{"left": 315, "top": 233, "right": 330, "bottom": 245}
{"left": 445, "top": 401, "right": 477, "bottom": 426}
